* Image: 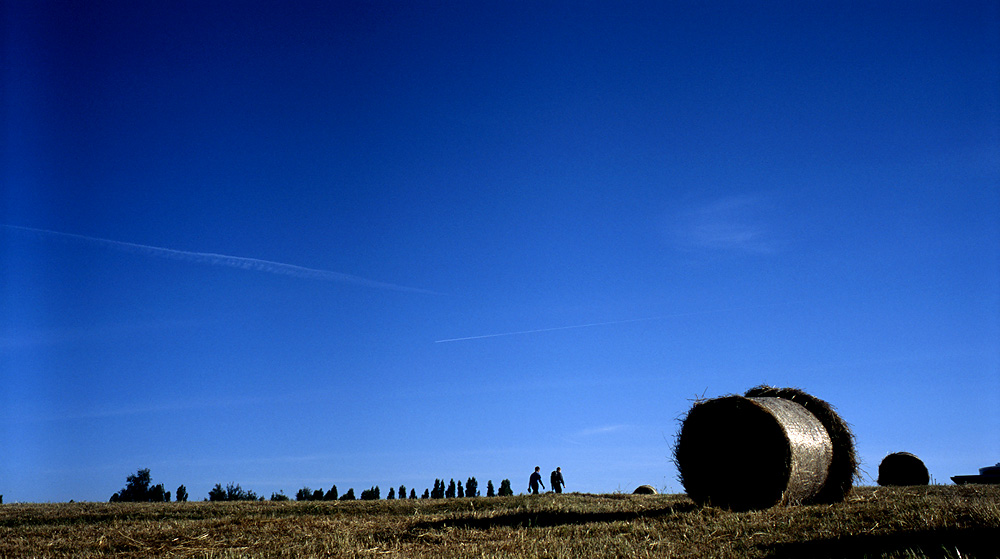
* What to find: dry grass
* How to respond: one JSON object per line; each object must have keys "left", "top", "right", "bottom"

{"left": 2, "top": 485, "right": 998, "bottom": 558}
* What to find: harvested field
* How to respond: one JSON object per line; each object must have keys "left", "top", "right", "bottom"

{"left": 1, "top": 485, "right": 998, "bottom": 558}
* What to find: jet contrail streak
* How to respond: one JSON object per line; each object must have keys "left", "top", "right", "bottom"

{"left": 2, "top": 224, "right": 440, "bottom": 295}
{"left": 434, "top": 303, "right": 799, "bottom": 343}
{"left": 435, "top": 316, "right": 666, "bottom": 343}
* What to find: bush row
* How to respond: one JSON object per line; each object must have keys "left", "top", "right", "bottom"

{"left": 109, "top": 469, "right": 516, "bottom": 503}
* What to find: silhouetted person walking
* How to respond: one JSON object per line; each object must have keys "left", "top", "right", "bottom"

{"left": 528, "top": 466, "right": 545, "bottom": 494}
{"left": 550, "top": 467, "right": 565, "bottom": 493}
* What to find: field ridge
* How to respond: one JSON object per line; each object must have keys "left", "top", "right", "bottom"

{"left": 2, "top": 485, "right": 998, "bottom": 558}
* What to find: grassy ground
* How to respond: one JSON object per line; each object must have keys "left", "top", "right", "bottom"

{"left": 1, "top": 485, "right": 998, "bottom": 558}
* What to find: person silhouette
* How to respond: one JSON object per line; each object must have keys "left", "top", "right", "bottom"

{"left": 528, "top": 466, "right": 545, "bottom": 494}
{"left": 550, "top": 467, "right": 565, "bottom": 493}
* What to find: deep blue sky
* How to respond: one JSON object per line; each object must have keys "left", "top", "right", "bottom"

{"left": 3, "top": 1, "right": 998, "bottom": 502}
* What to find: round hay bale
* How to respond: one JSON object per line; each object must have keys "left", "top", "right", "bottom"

{"left": 674, "top": 395, "right": 832, "bottom": 510}
{"left": 633, "top": 485, "right": 658, "bottom": 495}
{"left": 877, "top": 452, "right": 929, "bottom": 486}
{"left": 744, "top": 385, "right": 857, "bottom": 503}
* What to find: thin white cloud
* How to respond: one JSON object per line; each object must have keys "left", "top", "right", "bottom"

{"left": 671, "top": 195, "right": 783, "bottom": 254}
{"left": 435, "top": 302, "right": 801, "bottom": 344}
{"left": 435, "top": 316, "right": 665, "bottom": 343}
{"left": 2, "top": 224, "right": 441, "bottom": 295}
{"left": 574, "top": 425, "right": 629, "bottom": 437}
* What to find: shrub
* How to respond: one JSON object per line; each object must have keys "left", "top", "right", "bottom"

{"left": 360, "top": 486, "right": 380, "bottom": 500}
{"left": 110, "top": 469, "right": 169, "bottom": 502}
{"left": 209, "top": 483, "right": 258, "bottom": 502}
{"left": 295, "top": 487, "right": 313, "bottom": 501}
{"left": 209, "top": 484, "right": 227, "bottom": 502}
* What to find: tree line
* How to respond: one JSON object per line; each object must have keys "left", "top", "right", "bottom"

{"left": 109, "top": 469, "right": 517, "bottom": 503}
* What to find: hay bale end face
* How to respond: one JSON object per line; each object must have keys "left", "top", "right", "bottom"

{"left": 878, "top": 452, "right": 930, "bottom": 486}
{"left": 674, "top": 395, "right": 833, "bottom": 511}
{"left": 632, "top": 485, "right": 657, "bottom": 495}
{"left": 743, "top": 385, "right": 858, "bottom": 503}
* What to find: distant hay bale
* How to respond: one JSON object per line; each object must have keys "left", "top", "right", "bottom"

{"left": 878, "top": 452, "right": 930, "bottom": 486}
{"left": 632, "top": 485, "right": 657, "bottom": 495}
{"left": 674, "top": 394, "right": 835, "bottom": 511}
{"left": 743, "top": 385, "right": 858, "bottom": 504}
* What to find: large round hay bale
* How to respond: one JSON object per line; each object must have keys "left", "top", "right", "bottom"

{"left": 877, "top": 452, "right": 929, "bottom": 486}
{"left": 744, "top": 385, "right": 857, "bottom": 503}
{"left": 632, "top": 485, "right": 657, "bottom": 495}
{"left": 674, "top": 395, "right": 833, "bottom": 510}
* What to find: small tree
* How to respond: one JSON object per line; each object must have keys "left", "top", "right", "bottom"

{"left": 176, "top": 485, "right": 188, "bottom": 503}
{"left": 360, "top": 486, "right": 380, "bottom": 500}
{"left": 387, "top": 487, "right": 395, "bottom": 499}
{"left": 398, "top": 485, "right": 406, "bottom": 500}
{"left": 466, "top": 477, "right": 479, "bottom": 497}
{"left": 209, "top": 483, "right": 257, "bottom": 501}
{"left": 421, "top": 489, "right": 429, "bottom": 499}
{"left": 457, "top": 480, "right": 464, "bottom": 498}
{"left": 487, "top": 480, "right": 495, "bottom": 497}
{"left": 324, "top": 486, "right": 338, "bottom": 501}
{"left": 148, "top": 484, "right": 168, "bottom": 502}
{"left": 296, "top": 487, "right": 312, "bottom": 501}
{"left": 208, "top": 484, "right": 227, "bottom": 501}
{"left": 110, "top": 468, "right": 169, "bottom": 502}
{"left": 431, "top": 479, "right": 444, "bottom": 499}
{"left": 271, "top": 491, "right": 290, "bottom": 501}
{"left": 227, "top": 483, "right": 258, "bottom": 501}
{"left": 446, "top": 479, "right": 456, "bottom": 499}
{"left": 498, "top": 479, "right": 514, "bottom": 497}
{"left": 340, "top": 488, "right": 356, "bottom": 501}
{"left": 410, "top": 489, "right": 417, "bottom": 499}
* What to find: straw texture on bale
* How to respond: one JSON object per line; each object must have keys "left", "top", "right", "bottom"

{"left": 632, "top": 485, "right": 657, "bottom": 495}
{"left": 744, "top": 385, "right": 858, "bottom": 503}
{"left": 878, "top": 452, "right": 930, "bottom": 486}
{"left": 674, "top": 395, "right": 833, "bottom": 511}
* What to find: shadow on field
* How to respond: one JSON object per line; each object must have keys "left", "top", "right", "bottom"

{"left": 406, "top": 501, "right": 697, "bottom": 535}
{"left": 761, "top": 527, "right": 1000, "bottom": 558}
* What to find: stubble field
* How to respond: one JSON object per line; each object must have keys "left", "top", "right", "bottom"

{"left": 2, "top": 485, "right": 998, "bottom": 558}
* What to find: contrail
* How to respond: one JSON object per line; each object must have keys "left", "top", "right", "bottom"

{"left": 434, "top": 303, "right": 799, "bottom": 343}
{"left": 435, "top": 316, "right": 667, "bottom": 343}
{"left": 2, "top": 224, "right": 440, "bottom": 295}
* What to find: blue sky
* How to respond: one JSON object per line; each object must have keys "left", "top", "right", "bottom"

{"left": 2, "top": 1, "right": 998, "bottom": 502}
